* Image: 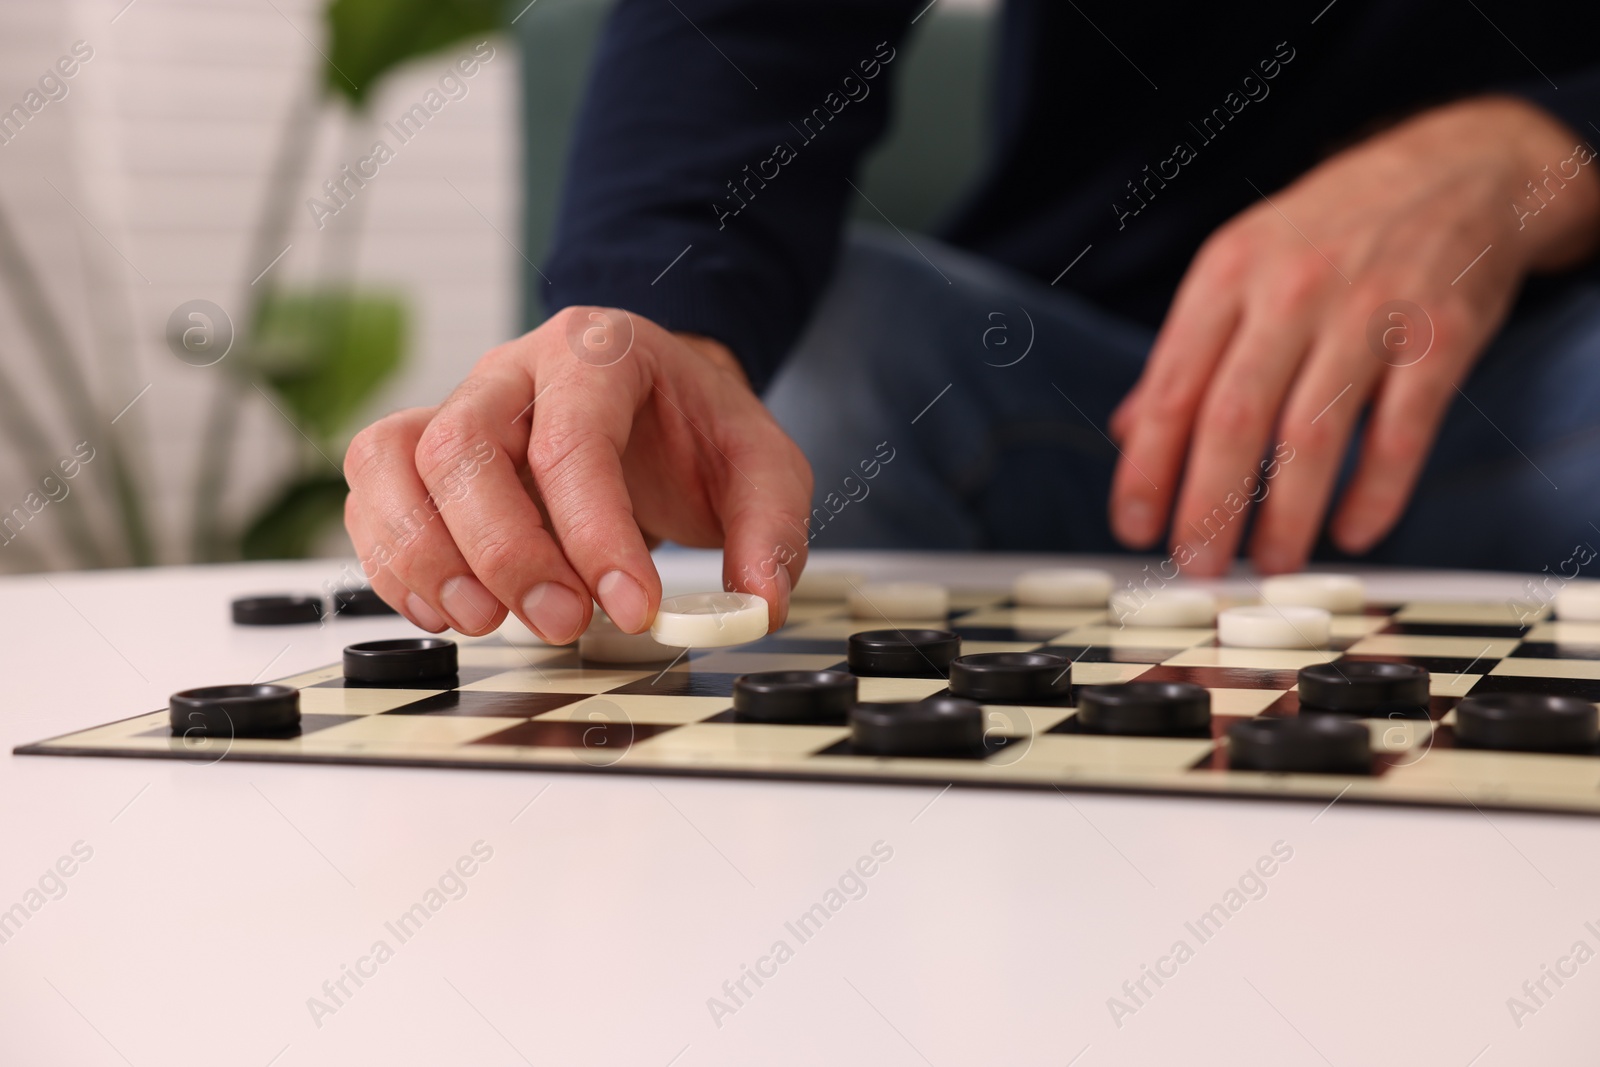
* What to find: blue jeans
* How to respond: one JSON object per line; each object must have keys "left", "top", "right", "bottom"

{"left": 763, "top": 225, "right": 1600, "bottom": 571}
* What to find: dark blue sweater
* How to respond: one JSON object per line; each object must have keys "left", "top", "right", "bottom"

{"left": 545, "top": 0, "right": 1600, "bottom": 390}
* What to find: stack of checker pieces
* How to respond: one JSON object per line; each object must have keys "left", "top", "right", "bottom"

{"left": 17, "top": 589, "right": 1600, "bottom": 816}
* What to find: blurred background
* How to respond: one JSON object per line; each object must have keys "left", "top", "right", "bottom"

{"left": 0, "top": 0, "right": 993, "bottom": 575}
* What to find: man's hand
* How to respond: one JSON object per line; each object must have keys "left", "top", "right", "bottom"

{"left": 343, "top": 309, "right": 813, "bottom": 640}
{"left": 1108, "top": 96, "right": 1600, "bottom": 576}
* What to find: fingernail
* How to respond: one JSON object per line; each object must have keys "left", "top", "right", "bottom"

{"left": 404, "top": 593, "right": 447, "bottom": 632}
{"left": 1256, "top": 549, "right": 1294, "bottom": 575}
{"left": 1337, "top": 522, "right": 1378, "bottom": 555}
{"left": 597, "top": 569, "right": 650, "bottom": 633}
{"left": 1119, "top": 499, "right": 1156, "bottom": 545}
{"left": 1177, "top": 549, "right": 1222, "bottom": 577}
{"left": 440, "top": 575, "right": 499, "bottom": 632}
{"left": 522, "top": 582, "right": 586, "bottom": 644}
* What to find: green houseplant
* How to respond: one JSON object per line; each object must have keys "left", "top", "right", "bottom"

{"left": 0, "top": 0, "right": 510, "bottom": 570}
{"left": 210, "top": 0, "right": 510, "bottom": 561}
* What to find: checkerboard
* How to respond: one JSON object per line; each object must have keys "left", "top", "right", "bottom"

{"left": 18, "top": 590, "right": 1600, "bottom": 816}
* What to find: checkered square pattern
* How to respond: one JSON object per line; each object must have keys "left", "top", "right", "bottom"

{"left": 18, "top": 589, "right": 1600, "bottom": 816}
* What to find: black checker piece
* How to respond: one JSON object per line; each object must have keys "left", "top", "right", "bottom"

{"left": 1454, "top": 693, "right": 1599, "bottom": 753}
{"left": 732, "top": 670, "right": 856, "bottom": 724}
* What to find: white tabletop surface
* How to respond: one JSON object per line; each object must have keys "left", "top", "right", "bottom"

{"left": 2, "top": 552, "right": 1596, "bottom": 1066}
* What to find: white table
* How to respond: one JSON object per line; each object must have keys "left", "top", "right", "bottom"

{"left": 2, "top": 553, "right": 1595, "bottom": 1066}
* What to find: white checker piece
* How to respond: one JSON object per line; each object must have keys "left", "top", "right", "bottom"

{"left": 651, "top": 592, "right": 769, "bottom": 647}
{"left": 1109, "top": 588, "right": 1217, "bottom": 628}
{"left": 848, "top": 581, "right": 949, "bottom": 620}
{"left": 1012, "top": 567, "right": 1113, "bottom": 608}
{"left": 1217, "top": 605, "right": 1332, "bottom": 649}
{"left": 1260, "top": 573, "right": 1365, "bottom": 613}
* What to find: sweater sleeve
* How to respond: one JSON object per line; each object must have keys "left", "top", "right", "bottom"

{"left": 543, "top": 0, "right": 922, "bottom": 390}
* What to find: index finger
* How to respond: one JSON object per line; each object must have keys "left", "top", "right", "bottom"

{"left": 526, "top": 318, "right": 661, "bottom": 633}
{"left": 415, "top": 366, "right": 595, "bottom": 642}
{"left": 1110, "top": 245, "right": 1245, "bottom": 548}
{"left": 1167, "top": 313, "right": 1311, "bottom": 575}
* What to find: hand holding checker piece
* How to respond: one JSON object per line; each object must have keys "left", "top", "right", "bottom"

{"left": 20, "top": 568, "right": 1600, "bottom": 816}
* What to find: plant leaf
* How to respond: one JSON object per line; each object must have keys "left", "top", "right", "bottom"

{"left": 241, "top": 473, "right": 351, "bottom": 560}
{"left": 324, "top": 0, "right": 504, "bottom": 107}
{"left": 247, "top": 289, "right": 406, "bottom": 442}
